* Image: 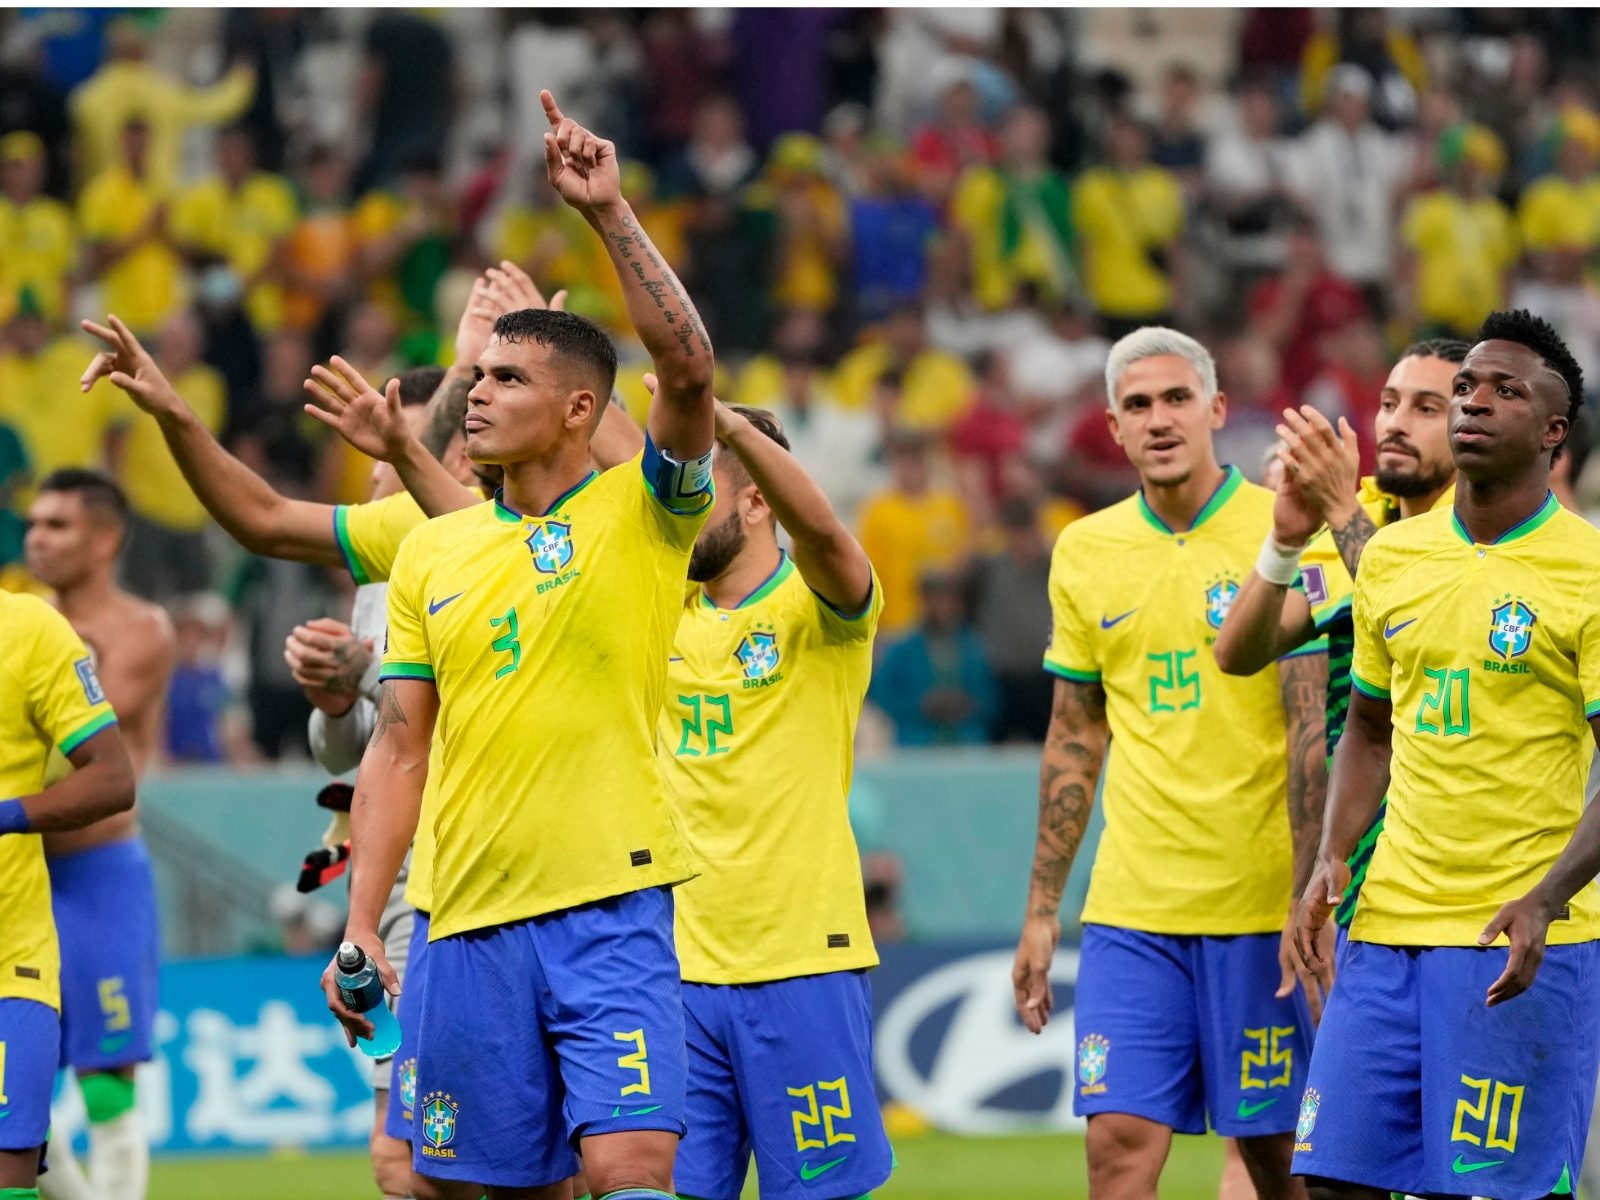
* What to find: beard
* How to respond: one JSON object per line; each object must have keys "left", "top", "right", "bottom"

{"left": 1376, "top": 455, "right": 1454, "bottom": 499}
{"left": 688, "top": 507, "right": 746, "bottom": 582}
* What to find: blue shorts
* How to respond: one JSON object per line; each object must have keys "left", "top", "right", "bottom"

{"left": 1293, "top": 939, "right": 1600, "bottom": 1199}
{"left": 677, "top": 971, "right": 893, "bottom": 1200}
{"left": 1074, "top": 925, "right": 1312, "bottom": 1137}
{"left": 411, "top": 887, "right": 686, "bottom": 1189}
{"left": 385, "top": 909, "right": 429, "bottom": 1141}
{"left": 47, "top": 838, "right": 161, "bottom": 1071}
{"left": 0, "top": 998, "right": 61, "bottom": 1152}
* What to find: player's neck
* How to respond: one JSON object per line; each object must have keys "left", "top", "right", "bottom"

{"left": 499, "top": 450, "right": 595, "bottom": 518}
{"left": 1139, "top": 460, "right": 1227, "bottom": 532}
{"left": 1397, "top": 482, "right": 1451, "bottom": 521}
{"left": 702, "top": 542, "right": 783, "bottom": 610}
{"left": 1454, "top": 471, "right": 1553, "bottom": 544}
{"left": 54, "top": 570, "right": 119, "bottom": 620}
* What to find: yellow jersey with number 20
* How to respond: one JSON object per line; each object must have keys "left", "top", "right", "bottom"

{"left": 1044, "top": 467, "right": 1294, "bottom": 936}
{"left": 0, "top": 592, "right": 119, "bottom": 1010}
{"left": 1349, "top": 495, "right": 1600, "bottom": 947}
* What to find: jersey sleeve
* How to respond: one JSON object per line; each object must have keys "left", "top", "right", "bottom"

{"left": 1296, "top": 530, "right": 1354, "bottom": 632}
{"left": 334, "top": 491, "right": 427, "bottom": 585}
{"left": 378, "top": 531, "right": 434, "bottom": 683}
{"left": 1578, "top": 563, "right": 1600, "bottom": 721}
{"left": 25, "top": 602, "right": 118, "bottom": 757}
{"left": 812, "top": 567, "right": 885, "bottom": 645}
{"left": 1042, "top": 534, "right": 1098, "bottom": 682}
{"left": 1348, "top": 550, "right": 1393, "bottom": 701}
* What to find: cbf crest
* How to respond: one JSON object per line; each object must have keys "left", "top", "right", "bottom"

{"left": 526, "top": 520, "right": 574, "bottom": 575}
{"left": 421, "top": 1091, "right": 459, "bottom": 1152}
{"left": 1489, "top": 595, "right": 1536, "bottom": 660}
{"left": 1077, "top": 1033, "right": 1110, "bottom": 1094}
{"left": 735, "top": 625, "right": 781, "bottom": 684}
{"left": 1295, "top": 1088, "right": 1320, "bottom": 1147}
{"left": 1205, "top": 576, "right": 1240, "bottom": 630}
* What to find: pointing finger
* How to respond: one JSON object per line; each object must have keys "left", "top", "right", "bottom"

{"left": 540, "top": 89, "right": 565, "bottom": 127}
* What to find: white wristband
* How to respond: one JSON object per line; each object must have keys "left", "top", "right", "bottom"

{"left": 1256, "top": 534, "right": 1304, "bottom": 587}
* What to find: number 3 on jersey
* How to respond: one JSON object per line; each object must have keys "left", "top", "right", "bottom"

{"left": 490, "top": 609, "right": 521, "bottom": 679}
{"left": 676, "top": 693, "right": 733, "bottom": 757}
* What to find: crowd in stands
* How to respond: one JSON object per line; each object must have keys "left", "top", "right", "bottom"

{"left": 4, "top": 8, "right": 1600, "bottom": 759}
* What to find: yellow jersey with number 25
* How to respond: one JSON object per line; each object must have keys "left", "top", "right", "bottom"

{"left": 1044, "top": 467, "right": 1295, "bottom": 936}
{"left": 1349, "top": 494, "right": 1600, "bottom": 947}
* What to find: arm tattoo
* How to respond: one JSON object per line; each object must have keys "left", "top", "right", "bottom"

{"left": 420, "top": 375, "right": 472, "bottom": 458}
{"left": 1330, "top": 508, "right": 1379, "bottom": 578}
{"left": 325, "top": 637, "right": 372, "bottom": 696}
{"left": 1280, "top": 653, "right": 1329, "bottom": 894}
{"left": 603, "top": 214, "right": 713, "bottom": 359}
{"left": 371, "top": 682, "right": 408, "bottom": 745}
{"left": 1029, "top": 681, "right": 1109, "bottom": 918}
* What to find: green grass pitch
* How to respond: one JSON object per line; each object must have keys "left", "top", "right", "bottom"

{"left": 148, "top": 1131, "right": 1226, "bottom": 1198}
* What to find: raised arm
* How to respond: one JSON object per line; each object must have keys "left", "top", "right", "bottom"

{"left": 1013, "top": 678, "right": 1110, "bottom": 1033}
{"left": 321, "top": 678, "right": 436, "bottom": 1045}
{"left": 541, "top": 89, "right": 715, "bottom": 461}
{"left": 1277, "top": 406, "right": 1371, "bottom": 577}
{"left": 1, "top": 727, "right": 134, "bottom": 834}
{"left": 82, "top": 315, "right": 344, "bottom": 565}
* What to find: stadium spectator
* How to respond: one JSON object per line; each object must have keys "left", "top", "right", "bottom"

{"left": 0, "top": 28, "right": 75, "bottom": 197}
{"left": 751, "top": 133, "right": 849, "bottom": 319}
{"left": 834, "top": 302, "right": 975, "bottom": 430}
{"left": 0, "top": 417, "right": 26, "bottom": 571}
{"left": 969, "top": 496, "right": 1054, "bottom": 742}
{"left": 1300, "top": 316, "right": 1392, "bottom": 473}
{"left": 316, "top": 303, "right": 399, "bottom": 507}
{"left": 950, "top": 104, "right": 1075, "bottom": 312}
{"left": 1517, "top": 105, "right": 1600, "bottom": 263}
{"left": 0, "top": 130, "right": 75, "bottom": 326}
{"left": 165, "top": 592, "right": 234, "bottom": 765}
{"left": 0, "top": 299, "right": 119, "bottom": 480}
{"left": 1204, "top": 76, "right": 1297, "bottom": 288}
{"left": 870, "top": 568, "right": 998, "bottom": 747}
{"left": 70, "top": 16, "right": 255, "bottom": 192}
{"left": 910, "top": 73, "right": 998, "bottom": 206}
{"left": 666, "top": 92, "right": 759, "bottom": 201}
{"left": 1297, "top": 9, "right": 1426, "bottom": 131}
{"left": 78, "top": 116, "right": 183, "bottom": 336}
{"left": 1071, "top": 114, "right": 1183, "bottom": 338}
{"left": 1511, "top": 243, "right": 1600, "bottom": 393}
{"left": 354, "top": 11, "right": 453, "bottom": 192}
{"left": 352, "top": 152, "right": 453, "bottom": 337}
{"left": 728, "top": 9, "right": 843, "bottom": 152}
{"left": 1005, "top": 299, "right": 1109, "bottom": 456}
{"left": 1400, "top": 124, "right": 1517, "bottom": 340}
{"left": 1246, "top": 216, "right": 1369, "bottom": 398}
{"left": 1148, "top": 64, "right": 1208, "bottom": 193}
{"left": 857, "top": 427, "right": 971, "bottom": 635}
{"left": 227, "top": 329, "right": 322, "bottom": 486}
{"left": 280, "top": 146, "right": 358, "bottom": 336}
{"left": 949, "top": 349, "right": 1027, "bottom": 521}
{"left": 848, "top": 139, "right": 940, "bottom": 323}
{"left": 111, "top": 308, "right": 225, "bottom": 600}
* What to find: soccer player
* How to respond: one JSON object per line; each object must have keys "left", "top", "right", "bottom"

{"left": 1011, "top": 327, "right": 1318, "bottom": 1199}
{"left": 324, "top": 91, "right": 715, "bottom": 1200}
{"left": 1293, "top": 310, "right": 1600, "bottom": 1198}
{"left": 1215, "top": 340, "right": 1465, "bottom": 983}
{"left": 0, "top": 590, "right": 135, "bottom": 1200}
{"left": 23, "top": 469, "right": 174, "bottom": 1200}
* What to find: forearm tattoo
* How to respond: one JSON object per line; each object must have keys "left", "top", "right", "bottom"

{"left": 1281, "top": 653, "right": 1329, "bottom": 894}
{"left": 1330, "top": 507, "right": 1379, "bottom": 578}
{"left": 1030, "top": 682, "right": 1108, "bottom": 918}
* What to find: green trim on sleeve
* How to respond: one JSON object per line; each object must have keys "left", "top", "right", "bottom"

{"left": 1280, "top": 636, "right": 1329, "bottom": 660}
{"left": 1586, "top": 699, "right": 1600, "bottom": 720}
{"left": 1350, "top": 671, "right": 1390, "bottom": 701}
{"left": 1311, "top": 596, "right": 1353, "bottom": 632}
{"left": 814, "top": 576, "right": 875, "bottom": 621}
{"left": 1044, "top": 662, "right": 1101, "bottom": 683}
{"left": 332, "top": 506, "right": 372, "bottom": 586}
{"left": 378, "top": 663, "right": 436, "bottom": 682}
{"left": 58, "top": 711, "right": 118, "bottom": 757}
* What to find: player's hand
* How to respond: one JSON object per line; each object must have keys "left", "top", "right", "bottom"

{"left": 1295, "top": 855, "right": 1350, "bottom": 970}
{"left": 320, "top": 928, "right": 398, "bottom": 1048}
{"left": 1012, "top": 914, "right": 1060, "bottom": 1034}
{"left": 541, "top": 90, "right": 622, "bottom": 213}
{"left": 1276, "top": 406, "right": 1361, "bottom": 529}
{"left": 80, "top": 315, "right": 183, "bottom": 415}
{"left": 1270, "top": 444, "right": 1321, "bottom": 548}
{"left": 1479, "top": 891, "right": 1555, "bottom": 1007}
{"left": 1278, "top": 909, "right": 1336, "bottom": 1025}
{"left": 304, "top": 356, "right": 411, "bottom": 464}
{"left": 456, "top": 263, "right": 567, "bottom": 370}
{"left": 286, "top": 618, "right": 372, "bottom": 715}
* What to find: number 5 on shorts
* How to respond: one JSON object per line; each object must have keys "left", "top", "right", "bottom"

{"left": 614, "top": 1029, "right": 651, "bottom": 1096}
{"left": 99, "top": 977, "right": 131, "bottom": 1032}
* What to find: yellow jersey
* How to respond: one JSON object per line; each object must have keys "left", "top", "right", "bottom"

{"left": 831, "top": 345, "right": 976, "bottom": 431}
{"left": 1349, "top": 495, "right": 1600, "bottom": 947}
{"left": 1517, "top": 174, "right": 1600, "bottom": 253}
{"left": 1071, "top": 167, "right": 1183, "bottom": 319}
{"left": 382, "top": 458, "right": 710, "bottom": 939}
{"left": 78, "top": 166, "right": 183, "bottom": 334}
{"left": 116, "top": 364, "right": 226, "bottom": 532}
{"left": 0, "top": 337, "right": 122, "bottom": 479}
{"left": 172, "top": 173, "right": 298, "bottom": 331}
{"left": 1402, "top": 190, "right": 1517, "bottom": 336}
{"left": 0, "top": 592, "right": 119, "bottom": 1009}
{"left": 664, "top": 556, "right": 881, "bottom": 984}
{"left": 856, "top": 487, "right": 972, "bottom": 636}
{"left": 0, "top": 195, "right": 76, "bottom": 323}
{"left": 1044, "top": 468, "right": 1294, "bottom": 935}
{"left": 334, "top": 491, "right": 429, "bottom": 587}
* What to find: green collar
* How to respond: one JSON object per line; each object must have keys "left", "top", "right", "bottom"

{"left": 1450, "top": 491, "right": 1559, "bottom": 546}
{"left": 701, "top": 552, "right": 795, "bottom": 610}
{"left": 494, "top": 471, "right": 599, "bottom": 523}
{"left": 1137, "top": 465, "right": 1242, "bottom": 535}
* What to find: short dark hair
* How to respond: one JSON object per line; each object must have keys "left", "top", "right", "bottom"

{"left": 38, "top": 468, "right": 129, "bottom": 532}
{"left": 716, "top": 405, "right": 790, "bottom": 491}
{"left": 1475, "top": 309, "right": 1584, "bottom": 428}
{"left": 1399, "top": 337, "right": 1470, "bottom": 365}
{"left": 490, "top": 309, "right": 618, "bottom": 407}
{"left": 394, "top": 365, "right": 445, "bottom": 408}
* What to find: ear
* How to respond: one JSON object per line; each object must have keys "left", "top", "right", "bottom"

{"left": 1545, "top": 413, "right": 1570, "bottom": 455}
{"left": 1209, "top": 390, "right": 1228, "bottom": 432}
{"left": 740, "top": 482, "right": 769, "bottom": 527}
{"left": 1104, "top": 404, "right": 1124, "bottom": 447}
{"left": 567, "top": 388, "right": 599, "bottom": 431}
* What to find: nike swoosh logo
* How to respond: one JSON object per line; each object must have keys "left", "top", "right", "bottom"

{"left": 1236, "top": 1097, "right": 1279, "bottom": 1119}
{"left": 428, "top": 592, "right": 465, "bottom": 615}
{"left": 1100, "top": 609, "right": 1138, "bottom": 629}
{"left": 800, "top": 1157, "right": 848, "bottom": 1182}
{"left": 1384, "top": 617, "right": 1417, "bottom": 638}
{"left": 1451, "top": 1154, "right": 1503, "bottom": 1174}
{"left": 609, "top": 1104, "right": 664, "bottom": 1117}
{"left": 0, "top": 1111, "right": 10, "bottom": 1121}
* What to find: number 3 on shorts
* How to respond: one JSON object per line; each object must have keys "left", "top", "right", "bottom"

{"left": 614, "top": 1029, "right": 651, "bottom": 1096}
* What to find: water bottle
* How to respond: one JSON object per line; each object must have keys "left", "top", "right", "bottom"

{"left": 335, "top": 941, "right": 401, "bottom": 1058}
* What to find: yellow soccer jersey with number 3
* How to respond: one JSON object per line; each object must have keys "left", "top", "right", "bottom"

{"left": 0, "top": 592, "right": 119, "bottom": 1010}
{"left": 1349, "top": 494, "right": 1600, "bottom": 947}
{"left": 663, "top": 555, "right": 882, "bottom": 984}
{"left": 1043, "top": 467, "right": 1295, "bottom": 935}
{"left": 382, "top": 456, "right": 710, "bottom": 940}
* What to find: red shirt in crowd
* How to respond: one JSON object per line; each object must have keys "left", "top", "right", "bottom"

{"left": 1247, "top": 272, "right": 1368, "bottom": 397}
